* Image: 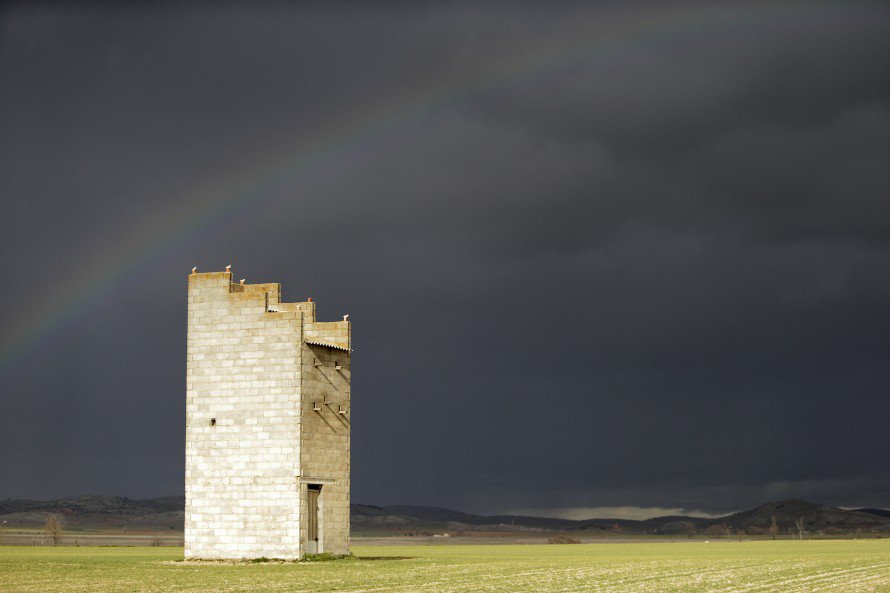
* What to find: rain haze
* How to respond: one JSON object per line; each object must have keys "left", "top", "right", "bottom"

{"left": 1, "top": 1, "right": 888, "bottom": 519}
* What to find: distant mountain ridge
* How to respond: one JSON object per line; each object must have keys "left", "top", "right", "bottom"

{"left": 714, "top": 499, "right": 889, "bottom": 533}
{"left": 856, "top": 508, "right": 890, "bottom": 519}
{"left": 0, "top": 495, "right": 184, "bottom": 516}
{"left": 0, "top": 495, "right": 187, "bottom": 531}
{"left": 359, "top": 499, "right": 890, "bottom": 534}
{"left": 1, "top": 495, "right": 887, "bottom": 534}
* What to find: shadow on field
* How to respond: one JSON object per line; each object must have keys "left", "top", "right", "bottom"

{"left": 355, "top": 556, "right": 415, "bottom": 561}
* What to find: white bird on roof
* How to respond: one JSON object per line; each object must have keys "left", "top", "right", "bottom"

{"left": 225, "top": 265, "right": 231, "bottom": 272}
{"left": 192, "top": 266, "right": 197, "bottom": 274}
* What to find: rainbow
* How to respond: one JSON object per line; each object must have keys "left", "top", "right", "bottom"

{"left": 0, "top": 2, "right": 844, "bottom": 376}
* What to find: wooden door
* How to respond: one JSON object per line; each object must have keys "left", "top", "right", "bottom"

{"left": 307, "top": 485, "right": 320, "bottom": 553}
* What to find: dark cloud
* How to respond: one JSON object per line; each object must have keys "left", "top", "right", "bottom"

{"left": 1, "top": 1, "right": 888, "bottom": 515}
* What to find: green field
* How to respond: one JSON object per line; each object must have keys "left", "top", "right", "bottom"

{"left": 1, "top": 541, "right": 888, "bottom": 592}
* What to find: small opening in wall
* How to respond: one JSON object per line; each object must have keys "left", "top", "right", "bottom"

{"left": 209, "top": 418, "right": 216, "bottom": 426}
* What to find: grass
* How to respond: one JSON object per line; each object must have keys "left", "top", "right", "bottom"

{"left": 1, "top": 540, "right": 888, "bottom": 592}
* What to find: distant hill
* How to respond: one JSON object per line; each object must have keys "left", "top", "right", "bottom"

{"left": 356, "top": 500, "right": 890, "bottom": 535}
{"left": 0, "top": 495, "right": 185, "bottom": 531}
{"left": 715, "top": 499, "right": 889, "bottom": 532}
{"left": 2, "top": 495, "right": 887, "bottom": 535}
{"left": 855, "top": 508, "right": 890, "bottom": 519}
{"left": 0, "top": 495, "right": 184, "bottom": 516}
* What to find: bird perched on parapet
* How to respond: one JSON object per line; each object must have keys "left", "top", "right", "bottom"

{"left": 240, "top": 279, "right": 246, "bottom": 285}
{"left": 192, "top": 266, "right": 197, "bottom": 274}
{"left": 343, "top": 314, "right": 350, "bottom": 321}
{"left": 225, "top": 265, "right": 232, "bottom": 272}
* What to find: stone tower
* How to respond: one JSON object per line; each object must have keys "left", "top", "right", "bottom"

{"left": 185, "top": 268, "right": 350, "bottom": 559}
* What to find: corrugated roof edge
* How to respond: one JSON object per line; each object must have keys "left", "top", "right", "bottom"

{"left": 304, "top": 339, "right": 352, "bottom": 352}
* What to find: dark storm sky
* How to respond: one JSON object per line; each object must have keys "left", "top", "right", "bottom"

{"left": 1, "top": 2, "right": 888, "bottom": 518}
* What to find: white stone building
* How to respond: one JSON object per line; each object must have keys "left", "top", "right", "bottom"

{"left": 185, "top": 268, "right": 350, "bottom": 559}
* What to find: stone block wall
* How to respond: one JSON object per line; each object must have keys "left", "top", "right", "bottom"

{"left": 185, "top": 269, "right": 350, "bottom": 559}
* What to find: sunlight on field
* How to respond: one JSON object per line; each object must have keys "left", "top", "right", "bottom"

{"left": 1, "top": 540, "right": 888, "bottom": 593}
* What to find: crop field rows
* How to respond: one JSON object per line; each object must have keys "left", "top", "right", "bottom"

{"left": 1, "top": 540, "right": 888, "bottom": 592}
